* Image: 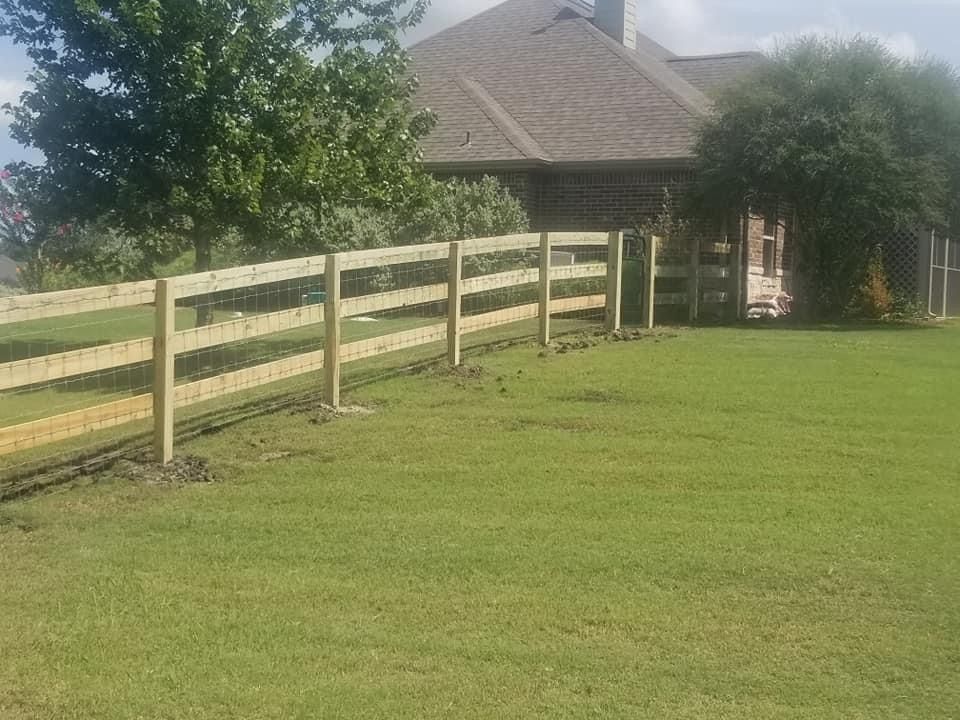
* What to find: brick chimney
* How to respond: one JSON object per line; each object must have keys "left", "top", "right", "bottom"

{"left": 593, "top": 0, "right": 637, "bottom": 50}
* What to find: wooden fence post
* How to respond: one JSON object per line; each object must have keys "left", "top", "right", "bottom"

{"left": 539, "top": 231, "right": 551, "bottom": 345}
{"left": 605, "top": 230, "right": 624, "bottom": 332}
{"left": 643, "top": 236, "right": 659, "bottom": 329}
{"left": 688, "top": 238, "right": 701, "bottom": 323}
{"left": 153, "top": 278, "right": 175, "bottom": 465}
{"left": 324, "top": 253, "right": 341, "bottom": 408}
{"left": 730, "top": 240, "right": 746, "bottom": 320}
{"left": 448, "top": 241, "right": 463, "bottom": 366}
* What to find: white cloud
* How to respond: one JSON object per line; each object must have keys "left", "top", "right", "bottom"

{"left": 0, "top": 78, "right": 25, "bottom": 106}
{"left": 757, "top": 8, "right": 921, "bottom": 60}
{"left": 633, "top": 0, "right": 755, "bottom": 55}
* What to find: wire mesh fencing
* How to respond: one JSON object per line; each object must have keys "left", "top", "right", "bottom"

{"left": 1, "top": 231, "right": 622, "bottom": 496}
{"left": 928, "top": 231, "right": 960, "bottom": 317}
{"left": 0, "top": 281, "right": 159, "bottom": 496}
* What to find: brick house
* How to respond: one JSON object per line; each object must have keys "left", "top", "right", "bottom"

{"left": 410, "top": 0, "right": 793, "bottom": 303}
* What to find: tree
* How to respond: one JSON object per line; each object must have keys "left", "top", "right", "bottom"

{"left": 0, "top": 0, "right": 435, "bottom": 321}
{"left": 236, "top": 175, "right": 529, "bottom": 261}
{"left": 399, "top": 176, "right": 529, "bottom": 246}
{"left": 0, "top": 165, "right": 66, "bottom": 292}
{"left": 691, "top": 36, "right": 960, "bottom": 316}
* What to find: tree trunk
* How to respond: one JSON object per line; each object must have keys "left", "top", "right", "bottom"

{"left": 194, "top": 225, "right": 215, "bottom": 327}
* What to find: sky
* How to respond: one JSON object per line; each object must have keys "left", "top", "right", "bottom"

{"left": 0, "top": 0, "right": 958, "bottom": 163}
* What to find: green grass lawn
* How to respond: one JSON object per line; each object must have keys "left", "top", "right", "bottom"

{"left": 1, "top": 321, "right": 958, "bottom": 719}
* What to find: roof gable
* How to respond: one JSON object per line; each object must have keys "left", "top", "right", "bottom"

{"left": 410, "top": 0, "right": 758, "bottom": 168}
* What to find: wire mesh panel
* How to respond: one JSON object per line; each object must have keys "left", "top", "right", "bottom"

{"left": 651, "top": 236, "right": 692, "bottom": 323}
{"left": 0, "top": 281, "right": 157, "bottom": 496}
{"left": 339, "top": 245, "right": 451, "bottom": 388}
{"left": 1, "top": 231, "right": 624, "bottom": 494}
{"left": 547, "top": 234, "right": 608, "bottom": 332}
{"left": 172, "top": 259, "right": 330, "bottom": 429}
{"left": 460, "top": 237, "right": 542, "bottom": 351}
{"left": 929, "top": 233, "right": 960, "bottom": 318}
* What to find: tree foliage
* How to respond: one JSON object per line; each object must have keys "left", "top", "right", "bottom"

{"left": 0, "top": 0, "right": 435, "bottom": 317}
{"left": 239, "top": 175, "right": 529, "bottom": 261}
{"left": 692, "top": 36, "right": 960, "bottom": 315}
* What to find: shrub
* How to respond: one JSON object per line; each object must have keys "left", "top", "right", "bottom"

{"left": 854, "top": 251, "right": 894, "bottom": 318}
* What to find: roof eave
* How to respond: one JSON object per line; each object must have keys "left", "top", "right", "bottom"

{"left": 424, "top": 157, "right": 697, "bottom": 174}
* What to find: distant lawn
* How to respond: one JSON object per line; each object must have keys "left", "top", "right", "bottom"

{"left": 1, "top": 322, "right": 958, "bottom": 719}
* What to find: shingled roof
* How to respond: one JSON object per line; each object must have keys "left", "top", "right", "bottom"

{"left": 667, "top": 52, "right": 764, "bottom": 95}
{"left": 410, "top": 0, "right": 759, "bottom": 170}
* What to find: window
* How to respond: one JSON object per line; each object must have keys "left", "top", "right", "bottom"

{"left": 762, "top": 214, "right": 778, "bottom": 277}
{"left": 763, "top": 216, "right": 778, "bottom": 238}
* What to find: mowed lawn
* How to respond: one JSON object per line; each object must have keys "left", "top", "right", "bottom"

{"left": 1, "top": 322, "right": 958, "bottom": 719}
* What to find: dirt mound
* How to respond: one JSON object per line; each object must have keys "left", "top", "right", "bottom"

{"left": 114, "top": 455, "right": 216, "bottom": 485}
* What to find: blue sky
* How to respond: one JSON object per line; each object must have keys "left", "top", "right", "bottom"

{"left": 0, "top": 0, "right": 958, "bottom": 163}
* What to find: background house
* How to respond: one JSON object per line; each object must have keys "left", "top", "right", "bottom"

{"left": 410, "top": 0, "right": 793, "bottom": 302}
{"left": 0, "top": 254, "right": 19, "bottom": 287}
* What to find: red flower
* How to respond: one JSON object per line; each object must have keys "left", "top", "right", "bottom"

{"left": 12, "top": 211, "right": 25, "bottom": 223}
{"left": 0, "top": 170, "right": 12, "bottom": 181}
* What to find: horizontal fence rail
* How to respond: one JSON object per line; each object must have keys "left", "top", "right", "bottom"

{"left": 0, "top": 231, "right": 630, "bottom": 473}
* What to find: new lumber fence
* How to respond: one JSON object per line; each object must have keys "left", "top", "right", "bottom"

{"left": 621, "top": 234, "right": 743, "bottom": 327}
{"left": 0, "top": 232, "right": 618, "bottom": 494}
{"left": 0, "top": 231, "right": 744, "bottom": 495}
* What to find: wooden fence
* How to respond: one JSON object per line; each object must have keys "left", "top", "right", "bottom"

{"left": 643, "top": 236, "right": 743, "bottom": 325}
{"left": 0, "top": 231, "right": 626, "bottom": 468}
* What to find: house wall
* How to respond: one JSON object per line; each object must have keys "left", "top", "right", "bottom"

{"left": 435, "top": 167, "right": 794, "bottom": 303}
{"left": 533, "top": 170, "right": 696, "bottom": 231}
{"left": 745, "top": 213, "right": 793, "bottom": 301}
{"left": 436, "top": 168, "right": 699, "bottom": 232}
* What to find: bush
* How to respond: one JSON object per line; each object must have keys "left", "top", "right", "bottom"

{"left": 854, "top": 252, "right": 894, "bottom": 318}
{"left": 242, "top": 176, "right": 529, "bottom": 263}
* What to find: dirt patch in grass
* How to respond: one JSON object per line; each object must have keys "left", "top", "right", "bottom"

{"left": 507, "top": 416, "right": 599, "bottom": 433}
{"left": 308, "top": 404, "right": 376, "bottom": 426}
{"left": 539, "top": 328, "right": 679, "bottom": 357}
{"left": 113, "top": 455, "right": 216, "bottom": 485}
{"left": 559, "top": 388, "right": 629, "bottom": 404}
{"left": 427, "top": 364, "right": 486, "bottom": 380}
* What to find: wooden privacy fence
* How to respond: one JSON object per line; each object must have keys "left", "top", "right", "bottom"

{"left": 0, "top": 231, "right": 625, "bottom": 468}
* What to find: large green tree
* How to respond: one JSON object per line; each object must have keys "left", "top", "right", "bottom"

{"left": 692, "top": 36, "right": 960, "bottom": 316}
{"left": 0, "top": 0, "right": 435, "bottom": 320}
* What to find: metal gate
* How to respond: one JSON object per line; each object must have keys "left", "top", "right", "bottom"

{"left": 928, "top": 232, "right": 960, "bottom": 318}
